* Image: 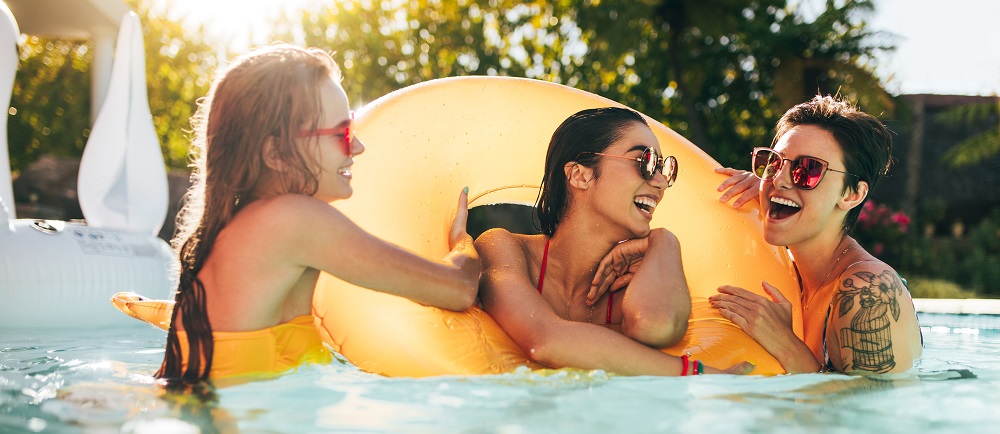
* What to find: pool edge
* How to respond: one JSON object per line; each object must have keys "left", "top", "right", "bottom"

{"left": 914, "top": 298, "right": 1000, "bottom": 315}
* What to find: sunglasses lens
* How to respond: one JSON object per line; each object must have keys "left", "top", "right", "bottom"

{"left": 792, "top": 157, "right": 826, "bottom": 189}
{"left": 664, "top": 156, "right": 677, "bottom": 187}
{"left": 640, "top": 148, "right": 657, "bottom": 180}
{"left": 752, "top": 149, "right": 780, "bottom": 180}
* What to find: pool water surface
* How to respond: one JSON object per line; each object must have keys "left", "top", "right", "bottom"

{"left": 1, "top": 312, "right": 997, "bottom": 433}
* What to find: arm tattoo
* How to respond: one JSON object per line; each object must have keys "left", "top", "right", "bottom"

{"left": 834, "top": 270, "right": 904, "bottom": 373}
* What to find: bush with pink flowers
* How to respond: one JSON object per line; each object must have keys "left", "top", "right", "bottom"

{"left": 853, "top": 201, "right": 912, "bottom": 263}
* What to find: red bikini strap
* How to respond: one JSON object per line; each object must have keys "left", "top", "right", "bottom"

{"left": 537, "top": 238, "right": 550, "bottom": 294}
{"left": 606, "top": 291, "right": 614, "bottom": 325}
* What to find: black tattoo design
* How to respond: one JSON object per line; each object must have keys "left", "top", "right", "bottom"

{"left": 835, "top": 270, "right": 904, "bottom": 373}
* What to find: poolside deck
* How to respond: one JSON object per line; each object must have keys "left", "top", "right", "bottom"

{"left": 913, "top": 298, "right": 1000, "bottom": 315}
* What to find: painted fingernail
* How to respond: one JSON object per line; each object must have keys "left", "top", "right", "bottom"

{"left": 748, "top": 360, "right": 757, "bottom": 368}
{"left": 463, "top": 186, "right": 469, "bottom": 194}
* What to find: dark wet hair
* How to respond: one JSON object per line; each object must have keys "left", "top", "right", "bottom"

{"left": 535, "top": 107, "right": 648, "bottom": 236}
{"left": 773, "top": 95, "right": 893, "bottom": 233}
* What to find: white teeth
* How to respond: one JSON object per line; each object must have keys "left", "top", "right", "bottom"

{"left": 634, "top": 196, "right": 657, "bottom": 212}
{"left": 770, "top": 196, "right": 800, "bottom": 208}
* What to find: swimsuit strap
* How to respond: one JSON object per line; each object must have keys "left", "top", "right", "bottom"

{"left": 607, "top": 292, "right": 614, "bottom": 326}
{"left": 537, "top": 238, "right": 613, "bottom": 326}
{"left": 537, "top": 238, "right": 550, "bottom": 294}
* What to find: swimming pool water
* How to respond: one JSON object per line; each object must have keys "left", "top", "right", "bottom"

{"left": 2, "top": 312, "right": 998, "bottom": 433}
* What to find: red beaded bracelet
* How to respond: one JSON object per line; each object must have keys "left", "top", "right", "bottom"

{"left": 681, "top": 354, "right": 689, "bottom": 376}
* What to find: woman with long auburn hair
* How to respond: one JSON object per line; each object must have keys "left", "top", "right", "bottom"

{"left": 158, "top": 44, "right": 479, "bottom": 385}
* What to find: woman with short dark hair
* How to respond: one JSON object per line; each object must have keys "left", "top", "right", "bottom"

{"left": 713, "top": 95, "right": 922, "bottom": 373}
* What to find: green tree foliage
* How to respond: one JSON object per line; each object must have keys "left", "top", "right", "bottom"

{"left": 269, "top": 0, "right": 892, "bottom": 168}
{"left": 10, "top": 0, "right": 892, "bottom": 172}
{"left": 128, "top": 0, "right": 218, "bottom": 169}
{"left": 8, "top": 37, "right": 92, "bottom": 173}
{"left": 7, "top": 0, "right": 216, "bottom": 173}
{"left": 937, "top": 99, "right": 1000, "bottom": 168}
{"left": 561, "top": 0, "right": 893, "bottom": 165}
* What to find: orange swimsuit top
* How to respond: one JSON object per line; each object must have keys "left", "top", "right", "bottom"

{"left": 175, "top": 314, "right": 332, "bottom": 379}
{"left": 537, "top": 239, "right": 614, "bottom": 326}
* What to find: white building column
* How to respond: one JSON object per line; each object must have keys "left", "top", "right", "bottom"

{"left": 90, "top": 28, "right": 115, "bottom": 125}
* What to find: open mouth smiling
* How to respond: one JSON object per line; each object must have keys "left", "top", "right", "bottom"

{"left": 769, "top": 196, "right": 801, "bottom": 219}
{"left": 634, "top": 196, "right": 658, "bottom": 217}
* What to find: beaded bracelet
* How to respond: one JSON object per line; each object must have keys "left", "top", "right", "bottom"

{"left": 681, "top": 354, "right": 690, "bottom": 376}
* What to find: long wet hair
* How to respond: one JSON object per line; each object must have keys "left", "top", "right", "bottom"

{"left": 156, "top": 45, "right": 342, "bottom": 385}
{"left": 535, "top": 107, "right": 648, "bottom": 236}
{"left": 772, "top": 95, "right": 893, "bottom": 233}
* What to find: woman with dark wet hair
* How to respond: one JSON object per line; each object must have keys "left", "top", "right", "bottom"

{"left": 477, "top": 107, "right": 751, "bottom": 376}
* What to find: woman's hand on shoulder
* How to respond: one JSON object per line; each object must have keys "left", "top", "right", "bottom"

{"left": 715, "top": 167, "right": 760, "bottom": 209}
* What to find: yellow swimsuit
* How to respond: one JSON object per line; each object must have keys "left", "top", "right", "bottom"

{"left": 175, "top": 315, "right": 332, "bottom": 379}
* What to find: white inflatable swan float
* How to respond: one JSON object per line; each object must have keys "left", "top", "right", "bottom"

{"left": 0, "top": 6, "right": 174, "bottom": 328}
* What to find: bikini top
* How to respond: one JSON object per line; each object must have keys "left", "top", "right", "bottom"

{"left": 537, "top": 238, "right": 614, "bottom": 326}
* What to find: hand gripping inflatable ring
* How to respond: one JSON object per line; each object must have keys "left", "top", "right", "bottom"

{"left": 113, "top": 77, "right": 803, "bottom": 376}
{"left": 314, "top": 76, "right": 802, "bottom": 376}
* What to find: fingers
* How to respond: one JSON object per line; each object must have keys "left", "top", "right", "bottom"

{"left": 731, "top": 187, "right": 759, "bottom": 209}
{"left": 726, "top": 361, "right": 756, "bottom": 375}
{"left": 711, "top": 297, "right": 753, "bottom": 321}
{"left": 718, "top": 173, "right": 759, "bottom": 207}
{"left": 714, "top": 167, "right": 743, "bottom": 176}
{"left": 588, "top": 271, "right": 617, "bottom": 306}
{"left": 449, "top": 187, "right": 470, "bottom": 248}
{"left": 716, "top": 170, "right": 749, "bottom": 193}
{"left": 714, "top": 285, "right": 768, "bottom": 304}
{"left": 761, "top": 280, "right": 790, "bottom": 305}
{"left": 610, "top": 273, "right": 632, "bottom": 292}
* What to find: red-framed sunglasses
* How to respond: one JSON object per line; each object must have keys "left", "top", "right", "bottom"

{"left": 578, "top": 147, "right": 678, "bottom": 187}
{"left": 296, "top": 112, "right": 354, "bottom": 155}
{"left": 751, "top": 147, "right": 858, "bottom": 190}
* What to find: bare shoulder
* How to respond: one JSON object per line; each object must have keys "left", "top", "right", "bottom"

{"left": 475, "top": 229, "right": 547, "bottom": 283}
{"left": 475, "top": 228, "right": 533, "bottom": 261}
{"left": 246, "top": 194, "right": 345, "bottom": 221}
{"left": 831, "top": 259, "right": 913, "bottom": 320}
{"left": 220, "top": 194, "right": 353, "bottom": 254}
{"left": 828, "top": 258, "right": 922, "bottom": 373}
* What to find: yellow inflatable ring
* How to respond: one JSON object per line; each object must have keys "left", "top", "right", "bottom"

{"left": 313, "top": 76, "right": 801, "bottom": 376}
{"left": 112, "top": 77, "right": 802, "bottom": 376}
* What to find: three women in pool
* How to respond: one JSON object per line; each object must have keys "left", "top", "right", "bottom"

{"left": 157, "top": 45, "right": 480, "bottom": 384}
{"left": 712, "top": 95, "right": 922, "bottom": 374}
{"left": 477, "top": 107, "right": 752, "bottom": 376}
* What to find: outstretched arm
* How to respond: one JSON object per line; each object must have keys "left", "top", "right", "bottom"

{"left": 711, "top": 282, "right": 822, "bottom": 373}
{"left": 283, "top": 189, "right": 480, "bottom": 312}
{"left": 588, "top": 229, "right": 691, "bottom": 347}
{"left": 477, "top": 228, "right": 748, "bottom": 376}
